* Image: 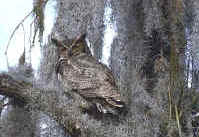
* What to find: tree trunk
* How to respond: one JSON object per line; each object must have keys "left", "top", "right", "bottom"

{"left": 0, "top": 0, "right": 194, "bottom": 137}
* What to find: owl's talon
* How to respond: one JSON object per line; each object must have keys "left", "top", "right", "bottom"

{"left": 96, "top": 103, "right": 102, "bottom": 112}
{"left": 96, "top": 103, "right": 107, "bottom": 113}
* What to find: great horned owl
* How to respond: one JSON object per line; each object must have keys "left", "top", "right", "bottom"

{"left": 52, "top": 34, "right": 125, "bottom": 114}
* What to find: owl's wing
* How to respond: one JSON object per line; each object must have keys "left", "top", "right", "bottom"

{"left": 61, "top": 57, "right": 100, "bottom": 90}
{"left": 70, "top": 54, "right": 116, "bottom": 85}
{"left": 61, "top": 53, "right": 116, "bottom": 90}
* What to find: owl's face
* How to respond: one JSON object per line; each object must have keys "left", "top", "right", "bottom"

{"left": 51, "top": 37, "right": 70, "bottom": 60}
{"left": 69, "top": 34, "right": 91, "bottom": 56}
{"left": 52, "top": 33, "right": 90, "bottom": 59}
{"left": 70, "top": 39, "right": 87, "bottom": 56}
{"left": 52, "top": 34, "right": 90, "bottom": 74}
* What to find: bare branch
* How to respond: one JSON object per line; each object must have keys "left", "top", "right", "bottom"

{"left": 5, "top": 10, "right": 33, "bottom": 55}
{"left": 0, "top": 73, "right": 101, "bottom": 136}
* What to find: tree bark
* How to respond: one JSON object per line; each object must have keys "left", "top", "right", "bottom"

{"left": 0, "top": 0, "right": 194, "bottom": 137}
{"left": 0, "top": 73, "right": 125, "bottom": 137}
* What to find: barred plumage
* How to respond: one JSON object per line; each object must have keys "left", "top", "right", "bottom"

{"left": 52, "top": 34, "right": 125, "bottom": 114}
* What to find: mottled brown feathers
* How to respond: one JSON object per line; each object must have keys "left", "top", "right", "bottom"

{"left": 52, "top": 34, "right": 125, "bottom": 114}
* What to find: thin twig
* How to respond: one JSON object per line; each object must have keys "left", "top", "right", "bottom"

{"left": 5, "top": 10, "right": 33, "bottom": 55}
{"left": 31, "top": 26, "right": 39, "bottom": 47}
{"left": 29, "top": 19, "right": 35, "bottom": 47}
{"left": 168, "top": 86, "right": 172, "bottom": 119}
{"left": 6, "top": 54, "right": 10, "bottom": 70}
{"left": 21, "top": 23, "right": 26, "bottom": 54}
{"left": 29, "top": 20, "right": 35, "bottom": 65}
{"left": 175, "top": 105, "right": 182, "bottom": 137}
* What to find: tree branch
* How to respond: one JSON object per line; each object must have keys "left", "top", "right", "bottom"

{"left": 0, "top": 72, "right": 106, "bottom": 137}
{"left": 5, "top": 10, "right": 33, "bottom": 55}
{"left": 0, "top": 73, "right": 32, "bottom": 101}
